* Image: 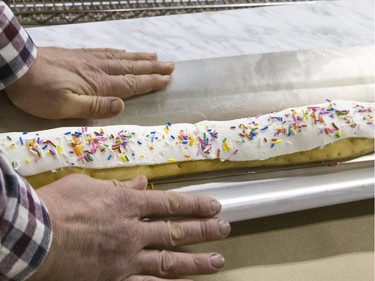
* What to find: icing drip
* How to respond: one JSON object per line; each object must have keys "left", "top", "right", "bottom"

{"left": 1, "top": 100, "right": 373, "bottom": 177}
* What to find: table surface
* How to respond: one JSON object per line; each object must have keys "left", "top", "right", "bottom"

{"left": 191, "top": 199, "right": 374, "bottom": 281}
{"left": 28, "top": 0, "right": 374, "bottom": 62}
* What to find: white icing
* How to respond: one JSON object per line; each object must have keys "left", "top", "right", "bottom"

{"left": 0, "top": 100, "right": 373, "bottom": 177}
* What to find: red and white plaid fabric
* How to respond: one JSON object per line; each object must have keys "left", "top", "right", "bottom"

{"left": 0, "top": 1, "right": 37, "bottom": 90}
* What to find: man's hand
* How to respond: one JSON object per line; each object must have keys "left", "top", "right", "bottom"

{"left": 5, "top": 47, "right": 174, "bottom": 119}
{"left": 30, "top": 175, "right": 230, "bottom": 281}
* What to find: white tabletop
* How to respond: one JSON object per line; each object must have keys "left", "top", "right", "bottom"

{"left": 28, "top": 0, "right": 374, "bottom": 61}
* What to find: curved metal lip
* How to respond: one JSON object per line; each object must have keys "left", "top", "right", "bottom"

{"left": 172, "top": 154, "right": 375, "bottom": 222}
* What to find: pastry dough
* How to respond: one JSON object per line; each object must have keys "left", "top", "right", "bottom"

{"left": 1, "top": 100, "right": 373, "bottom": 188}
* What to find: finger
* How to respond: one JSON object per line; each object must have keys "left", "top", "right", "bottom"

{"left": 142, "top": 218, "right": 231, "bottom": 248}
{"left": 133, "top": 250, "right": 225, "bottom": 277}
{"left": 101, "top": 74, "right": 171, "bottom": 98}
{"left": 127, "top": 276, "right": 192, "bottom": 281}
{"left": 82, "top": 48, "right": 158, "bottom": 61}
{"left": 99, "top": 60, "right": 174, "bottom": 76}
{"left": 65, "top": 94, "right": 125, "bottom": 118}
{"left": 135, "top": 191, "right": 222, "bottom": 219}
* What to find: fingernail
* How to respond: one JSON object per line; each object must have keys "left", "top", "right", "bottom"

{"left": 165, "top": 62, "right": 175, "bottom": 68}
{"left": 131, "top": 176, "right": 148, "bottom": 190}
{"left": 110, "top": 99, "right": 123, "bottom": 113}
{"left": 164, "top": 75, "right": 172, "bottom": 81}
{"left": 210, "top": 254, "right": 225, "bottom": 269}
{"left": 210, "top": 200, "right": 222, "bottom": 214}
{"left": 134, "top": 175, "right": 147, "bottom": 184}
{"left": 218, "top": 219, "right": 231, "bottom": 236}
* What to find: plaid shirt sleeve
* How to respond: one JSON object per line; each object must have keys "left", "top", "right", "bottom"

{"left": 0, "top": 1, "right": 37, "bottom": 90}
{"left": 0, "top": 150, "right": 52, "bottom": 281}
